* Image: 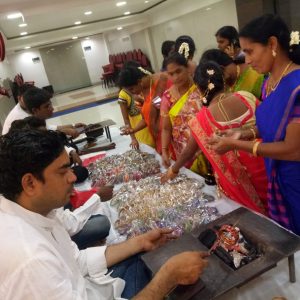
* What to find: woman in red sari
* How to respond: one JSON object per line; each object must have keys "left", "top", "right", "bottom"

{"left": 162, "top": 61, "right": 268, "bottom": 214}
{"left": 118, "top": 64, "right": 170, "bottom": 153}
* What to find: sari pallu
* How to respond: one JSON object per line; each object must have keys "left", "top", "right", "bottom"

{"left": 162, "top": 85, "right": 210, "bottom": 176}
{"left": 189, "top": 93, "right": 267, "bottom": 215}
{"left": 256, "top": 70, "right": 300, "bottom": 234}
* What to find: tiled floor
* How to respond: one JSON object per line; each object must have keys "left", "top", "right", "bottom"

{"left": 49, "top": 84, "right": 124, "bottom": 128}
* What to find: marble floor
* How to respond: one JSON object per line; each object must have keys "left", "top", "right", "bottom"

{"left": 49, "top": 84, "right": 124, "bottom": 128}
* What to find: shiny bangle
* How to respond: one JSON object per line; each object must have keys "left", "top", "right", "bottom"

{"left": 249, "top": 128, "right": 256, "bottom": 140}
{"left": 252, "top": 140, "right": 261, "bottom": 157}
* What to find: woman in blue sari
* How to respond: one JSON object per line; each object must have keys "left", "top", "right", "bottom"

{"left": 207, "top": 14, "right": 300, "bottom": 235}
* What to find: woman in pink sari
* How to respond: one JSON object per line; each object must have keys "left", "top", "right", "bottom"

{"left": 162, "top": 61, "right": 267, "bottom": 214}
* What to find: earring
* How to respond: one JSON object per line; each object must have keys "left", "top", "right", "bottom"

{"left": 272, "top": 49, "right": 277, "bottom": 57}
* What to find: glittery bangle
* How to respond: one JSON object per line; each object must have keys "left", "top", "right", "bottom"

{"left": 252, "top": 140, "right": 261, "bottom": 157}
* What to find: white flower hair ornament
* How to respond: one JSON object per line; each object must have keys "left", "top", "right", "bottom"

{"left": 178, "top": 42, "right": 190, "bottom": 60}
{"left": 208, "top": 82, "right": 215, "bottom": 90}
{"left": 202, "top": 97, "right": 208, "bottom": 104}
{"left": 207, "top": 69, "right": 215, "bottom": 76}
{"left": 138, "top": 66, "right": 152, "bottom": 76}
{"left": 290, "top": 31, "right": 300, "bottom": 46}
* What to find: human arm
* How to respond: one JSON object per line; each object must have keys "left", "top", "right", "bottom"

{"left": 161, "top": 115, "right": 173, "bottom": 168}
{"left": 105, "top": 228, "right": 175, "bottom": 267}
{"left": 96, "top": 185, "right": 114, "bottom": 201}
{"left": 209, "top": 123, "right": 300, "bottom": 161}
{"left": 161, "top": 136, "right": 199, "bottom": 183}
{"left": 119, "top": 101, "right": 139, "bottom": 150}
{"left": 121, "top": 119, "right": 147, "bottom": 136}
{"left": 132, "top": 251, "right": 209, "bottom": 300}
{"left": 149, "top": 104, "right": 160, "bottom": 139}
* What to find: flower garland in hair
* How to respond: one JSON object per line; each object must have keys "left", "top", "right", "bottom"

{"left": 290, "top": 31, "right": 300, "bottom": 46}
{"left": 138, "top": 66, "right": 152, "bottom": 76}
{"left": 178, "top": 42, "right": 190, "bottom": 60}
{"left": 201, "top": 69, "right": 215, "bottom": 105}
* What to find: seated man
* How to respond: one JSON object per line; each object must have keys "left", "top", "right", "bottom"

{"left": 9, "top": 116, "right": 113, "bottom": 249}
{"left": 0, "top": 129, "right": 208, "bottom": 300}
{"left": 22, "top": 86, "right": 84, "bottom": 138}
{"left": 2, "top": 83, "right": 32, "bottom": 134}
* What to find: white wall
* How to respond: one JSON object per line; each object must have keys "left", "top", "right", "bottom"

{"left": 81, "top": 35, "right": 110, "bottom": 84}
{"left": 104, "top": 30, "right": 134, "bottom": 54}
{"left": 129, "top": 0, "right": 238, "bottom": 71}
{"left": 7, "top": 50, "right": 50, "bottom": 88}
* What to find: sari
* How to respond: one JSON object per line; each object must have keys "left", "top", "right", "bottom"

{"left": 161, "top": 84, "right": 211, "bottom": 177}
{"left": 233, "top": 66, "right": 264, "bottom": 99}
{"left": 189, "top": 91, "right": 268, "bottom": 214}
{"left": 118, "top": 89, "right": 155, "bottom": 147}
{"left": 256, "top": 69, "right": 300, "bottom": 234}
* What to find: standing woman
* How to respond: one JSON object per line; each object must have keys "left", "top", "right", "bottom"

{"left": 175, "top": 35, "right": 197, "bottom": 76}
{"left": 200, "top": 49, "right": 264, "bottom": 99}
{"left": 160, "top": 52, "right": 212, "bottom": 180}
{"left": 215, "top": 25, "right": 244, "bottom": 63}
{"left": 209, "top": 14, "right": 300, "bottom": 234}
{"left": 118, "top": 65, "right": 169, "bottom": 151}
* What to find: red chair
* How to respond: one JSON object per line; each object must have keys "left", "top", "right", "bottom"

{"left": 121, "top": 52, "right": 126, "bottom": 63}
{"left": 101, "top": 63, "right": 115, "bottom": 88}
{"left": 126, "top": 51, "right": 133, "bottom": 61}
{"left": 137, "top": 49, "right": 142, "bottom": 62}
{"left": 141, "top": 54, "right": 148, "bottom": 67}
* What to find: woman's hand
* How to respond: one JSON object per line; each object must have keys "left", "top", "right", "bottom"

{"left": 130, "top": 138, "right": 139, "bottom": 150}
{"left": 120, "top": 127, "right": 134, "bottom": 136}
{"left": 207, "top": 135, "right": 236, "bottom": 155}
{"left": 160, "top": 166, "right": 178, "bottom": 184}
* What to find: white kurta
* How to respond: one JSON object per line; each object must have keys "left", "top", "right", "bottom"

{"left": 2, "top": 103, "right": 30, "bottom": 134}
{"left": 0, "top": 196, "right": 126, "bottom": 300}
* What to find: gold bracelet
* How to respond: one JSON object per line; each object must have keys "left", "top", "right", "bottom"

{"left": 252, "top": 140, "right": 261, "bottom": 157}
{"left": 249, "top": 128, "right": 256, "bottom": 140}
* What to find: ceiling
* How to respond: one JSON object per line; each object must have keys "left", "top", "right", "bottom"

{"left": 0, "top": 0, "right": 170, "bottom": 52}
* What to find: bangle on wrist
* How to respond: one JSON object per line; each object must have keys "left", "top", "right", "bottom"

{"left": 252, "top": 140, "right": 261, "bottom": 157}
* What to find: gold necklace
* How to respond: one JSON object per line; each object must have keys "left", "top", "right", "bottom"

{"left": 266, "top": 61, "right": 293, "bottom": 96}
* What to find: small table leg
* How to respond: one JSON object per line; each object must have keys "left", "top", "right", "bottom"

{"left": 104, "top": 126, "right": 112, "bottom": 142}
{"left": 288, "top": 254, "right": 296, "bottom": 283}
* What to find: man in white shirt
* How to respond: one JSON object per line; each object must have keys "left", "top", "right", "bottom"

{"left": 2, "top": 83, "right": 32, "bottom": 134}
{"left": 0, "top": 129, "right": 208, "bottom": 300}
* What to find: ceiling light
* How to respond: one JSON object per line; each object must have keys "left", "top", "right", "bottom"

{"left": 145, "top": 0, "right": 149, "bottom": 3}
{"left": 85, "top": 37, "right": 90, "bottom": 40}
{"left": 18, "top": 23, "right": 27, "bottom": 27}
{"left": 7, "top": 12, "right": 23, "bottom": 19}
{"left": 74, "top": 21, "right": 81, "bottom": 25}
{"left": 116, "top": 1, "right": 127, "bottom": 6}
{"left": 84, "top": 11, "right": 92, "bottom": 15}
{"left": 24, "top": 46, "right": 31, "bottom": 49}
{"left": 206, "top": 7, "right": 212, "bottom": 10}
{"left": 72, "top": 36, "right": 78, "bottom": 39}
{"left": 20, "top": 32, "right": 27, "bottom": 36}
{"left": 117, "top": 26, "right": 123, "bottom": 30}
{"left": 124, "top": 11, "right": 130, "bottom": 15}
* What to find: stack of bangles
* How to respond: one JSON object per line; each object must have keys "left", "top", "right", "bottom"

{"left": 167, "top": 166, "right": 179, "bottom": 179}
{"left": 252, "top": 139, "right": 261, "bottom": 157}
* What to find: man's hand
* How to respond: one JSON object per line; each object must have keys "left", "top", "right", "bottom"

{"left": 162, "top": 251, "right": 209, "bottom": 286}
{"left": 61, "top": 127, "right": 80, "bottom": 138}
{"left": 70, "top": 150, "right": 82, "bottom": 166}
{"left": 97, "top": 185, "right": 114, "bottom": 201}
{"left": 138, "top": 228, "right": 177, "bottom": 252}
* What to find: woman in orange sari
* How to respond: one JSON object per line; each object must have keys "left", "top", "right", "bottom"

{"left": 162, "top": 61, "right": 268, "bottom": 214}
{"left": 118, "top": 65, "right": 169, "bottom": 152}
